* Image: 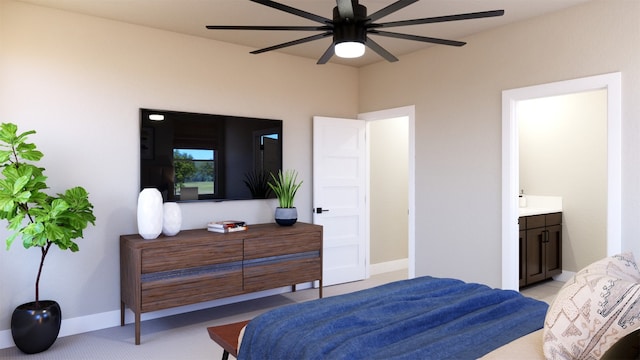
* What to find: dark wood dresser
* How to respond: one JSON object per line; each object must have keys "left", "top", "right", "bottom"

{"left": 120, "top": 222, "right": 322, "bottom": 344}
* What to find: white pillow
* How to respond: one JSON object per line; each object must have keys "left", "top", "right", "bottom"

{"left": 543, "top": 252, "right": 640, "bottom": 359}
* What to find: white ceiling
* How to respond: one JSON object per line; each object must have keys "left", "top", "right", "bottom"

{"left": 17, "top": 0, "right": 591, "bottom": 67}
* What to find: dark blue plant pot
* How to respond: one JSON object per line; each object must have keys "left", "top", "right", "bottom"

{"left": 11, "top": 300, "right": 61, "bottom": 354}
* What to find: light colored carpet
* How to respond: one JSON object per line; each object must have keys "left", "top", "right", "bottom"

{"left": 0, "top": 270, "right": 407, "bottom": 360}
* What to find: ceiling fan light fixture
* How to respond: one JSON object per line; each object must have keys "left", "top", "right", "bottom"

{"left": 335, "top": 41, "right": 365, "bottom": 58}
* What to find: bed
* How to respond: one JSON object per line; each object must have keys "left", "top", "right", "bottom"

{"left": 237, "top": 276, "right": 547, "bottom": 359}
{"left": 225, "top": 253, "right": 640, "bottom": 359}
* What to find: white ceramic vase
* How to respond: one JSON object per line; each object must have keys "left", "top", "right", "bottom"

{"left": 137, "top": 188, "right": 163, "bottom": 239}
{"left": 162, "top": 202, "right": 182, "bottom": 236}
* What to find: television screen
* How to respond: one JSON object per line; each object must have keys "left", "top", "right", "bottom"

{"left": 140, "top": 108, "right": 282, "bottom": 202}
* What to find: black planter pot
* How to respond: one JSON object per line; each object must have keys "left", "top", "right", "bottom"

{"left": 11, "top": 300, "right": 61, "bottom": 354}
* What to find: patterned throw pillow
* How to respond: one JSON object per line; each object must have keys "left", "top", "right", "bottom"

{"left": 543, "top": 252, "right": 640, "bottom": 359}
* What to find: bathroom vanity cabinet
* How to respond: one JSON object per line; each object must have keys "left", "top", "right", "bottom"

{"left": 519, "top": 212, "right": 562, "bottom": 287}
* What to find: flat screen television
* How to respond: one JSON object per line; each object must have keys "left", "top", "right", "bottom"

{"left": 140, "top": 108, "right": 282, "bottom": 202}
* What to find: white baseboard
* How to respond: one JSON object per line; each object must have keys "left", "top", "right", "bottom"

{"left": 0, "top": 308, "right": 126, "bottom": 349}
{"left": 370, "top": 258, "right": 408, "bottom": 276}
{"left": 0, "top": 285, "right": 305, "bottom": 350}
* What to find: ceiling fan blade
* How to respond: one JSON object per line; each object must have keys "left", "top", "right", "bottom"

{"left": 373, "top": 10, "right": 505, "bottom": 28}
{"left": 317, "top": 44, "right": 335, "bottom": 64}
{"left": 369, "top": 30, "right": 465, "bottom": 46}
{"left": 250, "top": 32, "right": 332, "bottom": 54}
{"left": 206, "top": 25, "right": 330, "bottom": 31}
{"left": 251, "top": 0, "right": 331, "bottom": 25}
{"left": 365, "top": 36, "right": 399, "bottom": 62}
{"left": 367, "top": 0, "right": 419, "bottom": 23}
{"left": 336, "top": 0, "right": 355, "bottom": 19}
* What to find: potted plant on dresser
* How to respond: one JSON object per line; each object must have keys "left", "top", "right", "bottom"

{"left": 268, "top": 169, "right": 302, "bottom": 226}
{"left": 0, "top": 123, "right": 96, "bottom": 354}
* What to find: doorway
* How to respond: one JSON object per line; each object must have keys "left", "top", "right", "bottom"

{"left": 359, "top": 105, "right": 416, "bottom": 279}
{"left": 519, "top": 90, "right": 607, "bottom": 274}
{"left": 501, "top": 73, "right": 622, "bottom": 290}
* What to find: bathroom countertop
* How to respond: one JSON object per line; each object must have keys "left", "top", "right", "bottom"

{"left": 518, "top": 207, "right": 563, "bottom": 217}
{"left": 518, "top": 195, "right": 562, "bottom": 217}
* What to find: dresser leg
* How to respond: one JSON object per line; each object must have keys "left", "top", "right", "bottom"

{"left": 120, "top": 301, "right": 125, "bottom": 326}
{"left": 135, "top": 312, "right": 141, "bottom": 345}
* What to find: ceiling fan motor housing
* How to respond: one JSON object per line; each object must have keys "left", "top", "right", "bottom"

{"left": 332, "top": 3, "right": 367, "bottom": 45}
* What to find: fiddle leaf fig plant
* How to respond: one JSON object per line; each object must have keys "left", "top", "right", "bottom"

{"left": 0, "top": 123, "right": 96, "bottom": 306}
{"left": 268, "top": 169, "right": 302, "bottom": 208}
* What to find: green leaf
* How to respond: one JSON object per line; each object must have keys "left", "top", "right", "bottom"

{"left": 50, "top": 198, "right": 70, "bottom": 217}
{"left": 8, "top": 213, "right": 24, "bottom": 230}
{"left": 16, "top": 144, "right": 44, "bottom": 161}
{"left": 0, "top": 123, "right": 19, "bottom": 143}
{"left": 13, "top": 190, "right": 31, "bottom": 203}
{"left": 13, "top": 175, "right": 29, "bottom": 193}
{"left": 2, "top": 166, "right": 20, "bottom": 182}
{"left": 20, "top": 222, "right": 46, "bottom": 248}
{"left": 12, "top": 128, "right": 36, "bottom": 146}
{"left": 5, "top": 232, "right": 19, "bottom": 250}
{"left": 45, "top": 222, "right": 65, "bottom": 242}
{"left": 0, "top": 178, "right": 11, "bottom": 192}
{"left": 0, "top": 150, "right": 11, "bottom": 163}
{"left": 0, "top": 195, "right": 15, "bottom": 213}
{"left": 268, "top": 169, "right": 302, "bottom": 208}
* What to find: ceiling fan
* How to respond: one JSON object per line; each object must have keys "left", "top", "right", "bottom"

{"left": 206, "top": 0, "right": 504, "bottom": 64}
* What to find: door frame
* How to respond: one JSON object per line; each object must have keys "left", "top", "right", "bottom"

{"left": 501, "top": 72, "right": 622, "bottom": 290}
{"left": 358, "top": 105, "right": 416, "bottom": 279}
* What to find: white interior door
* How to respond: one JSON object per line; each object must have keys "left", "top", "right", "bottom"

{"left": 313, "top": 116, "right": 366, "bottom": 286}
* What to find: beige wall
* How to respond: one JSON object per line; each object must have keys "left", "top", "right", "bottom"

{"left": 519, "top": 90, "right": 608, "bottom": 272}
{"left": 0, "top": 1, "right": 358, "bottom": 335}
{"left": 359, "top": 0, "right": 640, "bottom": 286}
{"left": 369, "top": 117, "right": 409, "bottom": 264}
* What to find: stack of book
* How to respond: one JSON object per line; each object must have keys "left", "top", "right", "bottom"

{"left": 207, "top": 220, "right": 248, "bottom": 233}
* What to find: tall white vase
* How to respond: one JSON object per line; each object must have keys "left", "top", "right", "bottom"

{"left": 137, "top": 188, "right": 163, "bottom": 239}
{"left": 162, "top": 202, "right": 182, "bottom": 236}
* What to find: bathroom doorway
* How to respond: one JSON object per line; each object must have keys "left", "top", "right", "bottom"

{"left": 501, "top": 73, "right": 622, "bottom": 290}
{"left": 519, "top": 90, "right": 607, "bottom": 274}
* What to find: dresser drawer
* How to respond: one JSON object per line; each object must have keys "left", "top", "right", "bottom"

{"left": 141, "top": 268, "right": 243, "bottom": 312}
{"left": 243, "top": 256, "right": 321, "bottom": 292}
{"left": 141, "top": 239, "right": 243, "bottom": 274}
{"left": 244, "top": 232, "right": 321, "bottom": 260}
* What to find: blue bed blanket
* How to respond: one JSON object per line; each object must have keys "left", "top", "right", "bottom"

{"left": 238, "top": 276, "right": 548, "bottom": 360}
